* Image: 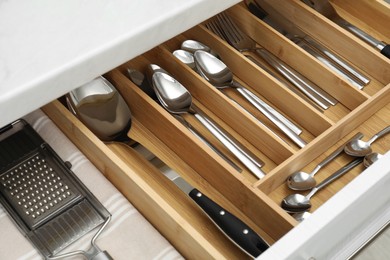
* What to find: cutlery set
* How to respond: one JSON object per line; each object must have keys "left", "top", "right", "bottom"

{"left": 283, "top": 126, "right": 390, "bottom": 219}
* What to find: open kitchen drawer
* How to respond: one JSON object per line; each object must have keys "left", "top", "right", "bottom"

{"left": 18, "top": 0, "right": 390, "bottom": 259}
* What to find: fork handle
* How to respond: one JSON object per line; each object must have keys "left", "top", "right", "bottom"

{"left": 252, "top": 48, "right": 338, "bottom": 108}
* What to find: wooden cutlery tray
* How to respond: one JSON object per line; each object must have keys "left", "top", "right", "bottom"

{"left": 42, "top": 1, "right": 390, "bottom": 259}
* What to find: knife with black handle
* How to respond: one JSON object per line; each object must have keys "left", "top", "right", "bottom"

{"left": 159, "top": 165, "right": 269, "bottom": 258}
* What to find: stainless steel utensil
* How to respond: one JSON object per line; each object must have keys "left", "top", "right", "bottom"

{"left": 147, "top": 64, "right": 266, "bottom": 179}
{"left": 363, "top": 152, "right": 383, "bottom": 167}
{"left": 173, "top": 49, "right": 196, "bottom": 69}
{"left": 175, "top": 44, "right": 303, "bottom": 137}
{"left": 156, "top": 163, "right": 269, "bottom": 257}
{"left": 194, "top": 50, "right": 306, "bottom": 148}
{"left": 206, "top": 12, "right": 338, "bottom": 110}
{"left": 247, "top": 0, "right": 370, "bottom": 89}
{"left": 282, "top": 157, "right": 363, "bottom": 213}
{"left": 127, "top": 68, "right": 243, "bottom": 173}
{"left": 344, "top": 126, "right": 390, "bottom": 157}
{"left": 301, "top": 0, "right": 390, "bottom": 58}
{"left": 287, "top": 132, "right": 363, "bottom": 190}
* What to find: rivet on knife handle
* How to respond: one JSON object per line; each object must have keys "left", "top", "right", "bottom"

{"left": 189, "top": 188, "right": 269, "bottom": 258}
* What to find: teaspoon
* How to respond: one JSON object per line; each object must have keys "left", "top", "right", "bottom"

{"left": 287, "top": 132, "right": 363, "bottom": 190}
{"left": 147, "top": 64, "right": 266, "bottom": 179}
{"left": 282, "top": 158, "right": 363, "bottom": 213}
{"left": 344, "top": 126, "right": 390, "bottom": 157}
{"left": 194, "top": 50, "right": 306, "bottom": 148}
{"left": 363, "top": 152, "right": 384, "bottom": 167}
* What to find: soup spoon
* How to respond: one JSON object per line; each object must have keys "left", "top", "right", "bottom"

{"left": 146, "top": 64, "right": 266, "bottom": 179}
{"left": 172, "top": 50, "right": 196, "bottom": 70}
{"left": 344, "top": 126, "right": 390, "bottom": 157}
{"left": 282, "top": 157, "right": 363, "bottom": 213}
{"left": 194, "top": 50, "right": 306, "bottom": 148}
{"left": 363, "top": 152, "right": 384, "bottom": 167}
{"left": 287, "top": 132, "right": 363, "bottom": 190}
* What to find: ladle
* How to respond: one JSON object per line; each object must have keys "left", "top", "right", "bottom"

{"left": 176, "top": 42, "right": 303, "bottom": 137}
{"left": 282, "top": 158, "right": 363, "bottom": 213}
{"left": 344, "top": 126, "right": 390, "bottom": 157}
{"left": 194, "top": 50, "right": 306, "bottom": 148}
{"left": 363, "top": 152, "right": 384, "bottom": 168}
{"left": 147, "top": 64, "right": 266, "bottom": 179}
{"left": 287, "top": 132, "right": 363, "bottom": 190}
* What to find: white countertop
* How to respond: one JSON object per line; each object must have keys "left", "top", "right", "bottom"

{"left": 0, "top": 0, "right": 239, "bottom": 128}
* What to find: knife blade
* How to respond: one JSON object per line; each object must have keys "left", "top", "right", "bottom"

{"left": 157, "top": 163, "right": 269, "bottom": 258}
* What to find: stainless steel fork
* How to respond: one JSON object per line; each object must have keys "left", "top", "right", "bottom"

{"left": 206, "top": 12, "right": 339, "bottom": 110}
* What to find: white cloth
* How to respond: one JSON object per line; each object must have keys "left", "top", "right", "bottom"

{"left": 0, "top": 109, "right": 183, "bottom": 260}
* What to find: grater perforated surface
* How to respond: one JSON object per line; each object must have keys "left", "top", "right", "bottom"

{"left": 0, "top": 151, "right": 82, "bottom": 229}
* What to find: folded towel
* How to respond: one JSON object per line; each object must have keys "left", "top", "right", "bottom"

{"left": 0, "top": 109, "right": 183, "bottom": 260}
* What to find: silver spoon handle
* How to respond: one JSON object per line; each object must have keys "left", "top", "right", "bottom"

{"left": 191, "top": 109, "right": 266, "bottom": 179}
{"left": 367, "top": 125, "right": 390, "bottom": 145}
{"left": 235, "top": 86, "right": 307, "bottom": 148}
{"left": 173, "top": 115, "right": 242, "bottom": 173}
{"left": 309, "top": 132, "right": 364, "bottom": 177}
{"left": 237, "top": 85, "right": 302, "bottom": 135}
{"left": 309, "top": 157, "right": 363, "bottom": 198}
{"left": 248, "top": 50, "right": 331, "bottom": 110}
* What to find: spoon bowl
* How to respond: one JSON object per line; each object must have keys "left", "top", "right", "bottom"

{"left": 172, "top": 50, "right": 196, "bottom": 70}
{"left": 292, "top": 211, "right": 312, "bottom": 222}
{"left": 364, "top": 152, "right": 383, "bottom": 167}
{"left": 66, "top": 76, "right": 132, "bottom": 142}
{"left": 344, "top": 126, "right": 390, "bottom": 157}
{"left": 282, "top": 194, "right": 311, "bottom": 213}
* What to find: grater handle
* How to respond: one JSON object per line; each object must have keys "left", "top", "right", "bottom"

{"left": 91, "top": 251, "right": 113, "bottom": 260}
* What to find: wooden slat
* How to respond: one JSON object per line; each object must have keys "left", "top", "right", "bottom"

{"left": 256, "top": 83, "right": 390, "bottom": 194}
{"left": 105, "top": 68, "right": 296, "bottom": 240}
{"left": 42, "top": 101, "right": 240, "bottom": 259}
{"left": 260, "top": 0, "right": 390, "bottom": 85}
{"left": 227, "top": 4, "right": 370, "bottom": 111}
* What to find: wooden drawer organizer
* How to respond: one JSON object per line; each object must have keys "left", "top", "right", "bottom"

{"left": 42, "top": 1, "right": 390, "bottom": 259}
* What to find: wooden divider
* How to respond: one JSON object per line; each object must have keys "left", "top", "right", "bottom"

{"left": 227, "top": 4, "right": 370, "bottom": 111}
{"left": 260, "top": 0, "right": 390, "bottom": 85}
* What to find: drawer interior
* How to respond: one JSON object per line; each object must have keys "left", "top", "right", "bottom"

{"left": 42, "top": 2, "right": 390, "bottom": 258}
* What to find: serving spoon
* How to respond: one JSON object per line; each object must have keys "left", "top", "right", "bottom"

{"left": 147, "top": 64, "right": 266, "bottom": 179}
{"left": 344, "top": 126, "right": 390, "bottom": 157}
{"left": 287, "top": 132, "right": 363, "bottom": 190}
{"left": 67, "top": 76, "right": 268, "bottom": 257}
{"left": 282, "top": 157, "right": 363, "bottom": 213}
{"left": 194, "top": 50, "right": 306, "bottom": 148}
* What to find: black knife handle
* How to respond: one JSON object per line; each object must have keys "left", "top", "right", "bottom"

{"left": 381, "top": 45, "right": 390, "bottom": 59}
{"left": 189, "top": 188, "right": 269, "bottom": 258}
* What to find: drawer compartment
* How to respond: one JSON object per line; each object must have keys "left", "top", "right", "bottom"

{"left": 42, "top": 2, "right": 390, "bottom": 258}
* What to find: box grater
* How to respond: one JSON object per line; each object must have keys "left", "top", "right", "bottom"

{"left": 0, "top": 119, "right": 112, "bottom": 260}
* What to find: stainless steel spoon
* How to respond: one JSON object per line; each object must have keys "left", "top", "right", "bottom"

{"left": 66, "top": 76, "right": 268, "bottom": 256}
{"left": 127, "top": 68, "right": 243, "bottom": 173}
{"left": 194, "top": 50, "right": 306, "bottom": 148}
{"left": 66, "top": 76, "right": 132, "bottom": 143}
{"left": 287, "top": 132, "right": 363, "bottom": 190}
{"left": 292, "top": 211, "right": 311, "bottom": 222}
{"left": 147, "top": 64, "right": 266, "bottom": 179}
{"left": 282, "top": 158, "right": 363, "bottom": 213}
{"left": 363, "top": 152, "right": 384, "bottom": 167}
{"left": 344, "top": 126, "right": 390, "bottom": 157}
{"left": 179, "top": 40, "right": 303, "bottom": 136}
{"left": 172, "top": 50, "right": 196, "bottom": 70}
